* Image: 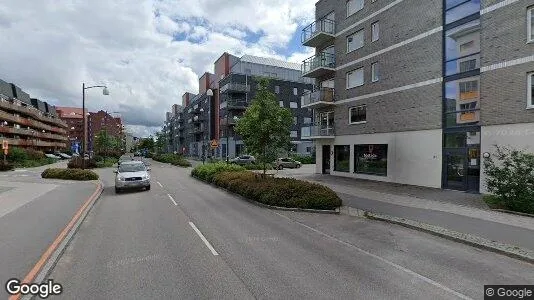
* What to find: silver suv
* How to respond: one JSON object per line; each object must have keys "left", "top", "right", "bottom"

{"left": 114, "top": 161, "right": 151, "bottom": 193}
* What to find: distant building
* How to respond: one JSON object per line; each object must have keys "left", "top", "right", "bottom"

{"left": 0, "top": 79, "right": 68, "bottom": 152}
{"left": 87, "top": 110, "right": 124, "bottom": 152}
{"left": 56, "top": 106, "right": 87, "bottom": 153}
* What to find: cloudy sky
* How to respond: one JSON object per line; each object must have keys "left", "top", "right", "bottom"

{"left": 0, "top": 0, "right": 315, "bottom": 137}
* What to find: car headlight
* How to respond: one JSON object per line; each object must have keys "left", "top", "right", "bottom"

{"left": 142, "top": 174, "right": 149, "bottom": 180}
{"left": 118, "top": 176, "right": 126, "bottom": 181}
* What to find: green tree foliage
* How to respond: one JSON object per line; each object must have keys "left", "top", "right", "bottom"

{"left": 137, "top": 137, "right": 155, "bottom": 152}
{"left": 235, "top": 78, "right": 293, "bottom": 177}
{"left": 484, "top": 146, "right": 534, "bottom": 214}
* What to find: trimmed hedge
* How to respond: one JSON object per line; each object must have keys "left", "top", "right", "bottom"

{"left": 191, "top": 162, "right": 246, "bottom": 183}
{"left": 289, "top": 154, "right": 315, "bottom": 165}
{"left": 242, "top": 163, "right": 273, "bottom": 170}
{"left": 211, "top": 171, "right": 342, "bottom": 210}
{"left": 42, "top": 168, "right": 99, "bottom": 180}
{"left": 153, "top": 153, "right": 192, "bottom": 167}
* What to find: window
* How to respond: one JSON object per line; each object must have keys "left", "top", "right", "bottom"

{"left": 528, "top": 6, "right": 534, "bottom": 43}
{"left": 371, "top": 62, "right": 379, "bottom": 82}
{"left": 347, "top": 30, "right": 364, "bottom": 52}
{"left": 293, "top": 117, "right": 298, "bottom": 125}
{"left": 275, "top": 86, "right": 280, "bottom": 94}
{"left": 279, "top": 101, "right": 284, "bottom": 107}
{"left": 349, "top": 105, "right": 367, "bottom": 124}
{"left": 459, "top": 59, "right": 477, "bottom": 73}
{"left": 445, "top": 0, "right": 480, "bottom": 24}
{"left": 347, "top": 67, "right": 364, "bottom": 89}
{"left": 303, "top": 117, "right": 312, "bottom": 124}
{"left": 293, "top": 87, "right": 298, "bottom": 95}
{"left": 371, "top": 21, "right": 379, "bottom": 42}
{"left": 528, "top": 73, "right": 534, "bottom": 108}
{"left": 290, "top": 131, "right": 298, "bottom": 138}
{"left": 459, "top": 80, "right": 478, "bottom": 95}
{"left": 306, "top": 147, "right": 312, "bottom": 153}
{"left": 290, "top": 102, "right": 298, "bottom": 108}
{"left": 354, "top": 144, "right": 388, "bottom": 176}
{"left": 347, "top": 0, "right": 364, "bottom": 17}
{"left": 334, "top": 145, "right": 350, "bottom": 172}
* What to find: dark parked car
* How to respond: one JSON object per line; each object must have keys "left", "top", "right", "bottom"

{"left": 230, "top": 155, "right": 256, "bottom": 165}
{"left": 275, "top": 157, "right": 301, "bottom": 170}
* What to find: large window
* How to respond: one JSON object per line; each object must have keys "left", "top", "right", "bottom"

{"left": 347, "top": 0, "right": 364, "bottom": 17}
{"left": 349, "top": 105, "right": 366, "bottom": 124}
{"left": 444, "top": 77, "right": 481, "bottom": 127}
{"left": 347, "top": 30, "right": 364, "bottom": 52}
{"left": 445, "top": 20, "right": 480, "bottom": 76}
{"left": 347, "top": 67, "right": 364, "bottom": 89}
{"left": 334, "top": 145, "right": 350, "bottom": 172}
{"left": 445, "top": 0, "right": 480, "bottom": 24}
{"left": 528, "top": 6, "right": 533, "bottom": 43}
{"left": 371, "top": 62, "right": 379, "bottom": 82}
{"left": 528, "top": 73, "right": 534, "bottom": 109}
{"left": 354, "top": 144, "right": 388, "bottom": 176}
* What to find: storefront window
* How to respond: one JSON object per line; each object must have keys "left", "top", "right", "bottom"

{"left": 354, "top": 144, "right": 388, "bottom": 176}
{"left": 334, "top": 145, "right": 350, "bottom": 172}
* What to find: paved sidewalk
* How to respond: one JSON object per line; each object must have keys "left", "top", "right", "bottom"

{"left": 287, "top": 174, "right": 534, "bottom": 251}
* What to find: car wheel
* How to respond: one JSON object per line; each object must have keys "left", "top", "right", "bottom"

{"left": 115, "top": 187, "right": 120, "bottom": 194}
{"left": 297, "top": 164, "right": 301, "bottom": 168}
{"left": 146, "top": 185, "right": 151, "bottom": 191}
{"left": 278, "top": 165, "right": 283, "bottom": 170}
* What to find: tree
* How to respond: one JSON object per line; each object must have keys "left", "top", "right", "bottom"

{"left": 94, "top": 130, "right": 113, "bottom": 153}
{"left": 155, "top": 131, "right": 168, "bottom": 153}
{"left": 235, "top": 78, "right": 293, "bottom": 177}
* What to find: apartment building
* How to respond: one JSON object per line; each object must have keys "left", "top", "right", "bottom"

{"left": 166, "top": 53, "right": 315, "bottom": 159}
{"left": 0, "top": 79, "right": 68, "bottom": 151}
{"left": 87, "top": 110, "right": 124, "bottom": 152}
{"left": 56, "top": 107, "right": 87, "bottom": 153}
{"left": 301, "top": 0, "right": 534, "bottom": 193}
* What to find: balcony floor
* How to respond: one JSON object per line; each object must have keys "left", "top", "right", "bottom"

{"left": 302, "top": 32, "right": 335, "bottom": 48}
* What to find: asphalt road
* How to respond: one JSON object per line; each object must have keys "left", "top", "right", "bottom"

{"left": 48, "top": 160, "right": 534, "bottom": 299}
{"left": 0, "top": 170, "right": 96, "bottom": 299}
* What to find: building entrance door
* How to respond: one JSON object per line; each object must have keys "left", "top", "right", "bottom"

{"left": 322, "top": 145, "right": 331, "bottom": 174}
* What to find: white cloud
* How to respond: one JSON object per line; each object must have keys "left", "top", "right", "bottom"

{"left": 0, "top": 0, "right": 316, "bottom": 137}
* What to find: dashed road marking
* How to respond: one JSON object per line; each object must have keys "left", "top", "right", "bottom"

{"left": 189, "top": 222, "right": 219, "bottom": 256}
{"left": 157, "top": 181, "right": 163, "bottom": 188}
{"left": 167, "top": 194, "right": 177, "bottom": 206}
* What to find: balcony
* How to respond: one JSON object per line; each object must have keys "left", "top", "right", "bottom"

{"left": 193, "top": 115, "right": 205, "bottom": 123}
{"left": 301, "top": 123, "right": 335, "bottom": 140}
{"left": 302, "top": 52, "right": 336, "bottom": 78}
{"left": 220, "top": 83, "right": 250, "bottom": 94}
{"left": 0, "top": 110, "right": 67, "bottom": 135}
{"left": 220, "top": 117, "right": 237, "bottom": 127}
{"left": 0, "top": 98, "right": 67, "bottom": 128}
{"left": 190, "top": 126, "right": 205, "bottom": 134}
{"left": 4, "top": 138, "right": 67, "bottom": 148}
{"left": 301, "top": 88, "right": 335, "bottom": 108}
{"left": 301, "top": 18, "right": 335, "bottom": 47}
{"left": 0, "top": 126, "right": 68, "bottom": 141}
{"left": 221, "top": 99, "right": 248, "bottom": 110}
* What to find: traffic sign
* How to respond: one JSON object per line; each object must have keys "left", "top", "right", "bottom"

{"left": 210, "top": 139, "right": 219, "bottom": 149}
{"left": 2, "top": 140, "right": 8, "bottom": 150}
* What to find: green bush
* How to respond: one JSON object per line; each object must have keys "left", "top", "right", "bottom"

{"left": 95, "top": 149, "right": 123, "bottom": 159}
{"left": 484, "top": 146, "right": 534, "bottom": 214}
{"left": 41, "top": 168, "right": 99, "bottom": 180}
{"left": 191, "top": 162, "right": 246, "bottom": 183}
{"left": 95, "top": 157, "right": 118, "bottom": 168}
{"left": 14, "top": 157, "right": 56, "bottom": 168}
{"left": 0, "top": 161, "right": 14, "bottom": 171}
{"left": 212, "top": 171, "right": 342, "bottom": 210}
{"left": 68, "top": 157, "right": 98, "bottom": 169}
{"left": 153, "top": 153, "right": 191, "bottom": 167}
{"left": 289, "top": 154, "right": 315, "bottom": 164}
{"left": 7, "top": 147, "right": 29, "bottom": 162}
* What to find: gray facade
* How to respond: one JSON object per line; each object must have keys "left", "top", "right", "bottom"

{"left": 302, "top": 0, "right": 534, "bottom": 192}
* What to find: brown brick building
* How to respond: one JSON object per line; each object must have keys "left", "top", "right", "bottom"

{"left": 56, "top": 107, "right": 87, "bottom": 153}
{"left": 87, "top": 110, "right": 124, "bottom": 152}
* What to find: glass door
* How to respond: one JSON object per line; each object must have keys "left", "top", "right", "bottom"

{"left": 444, "top": 149, "right": 467, "bottom": 191}
{"left": 322, "top": 145, "right": 331, "bottom": 174}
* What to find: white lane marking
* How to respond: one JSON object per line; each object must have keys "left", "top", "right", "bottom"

{"left": 189, "top": 222, "right": 219, "bottom": 256}
{"left": 167, "top": 194, "right": 177, "bottom": 206}
{"left": 273, "top": 212, "right": 473, "bottom": 300}
{"left": 157, "top": 181, "right": 163, "bottom": 188}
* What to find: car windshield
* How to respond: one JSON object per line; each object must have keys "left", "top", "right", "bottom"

{"left": 118, "top": 164, "right": 145, "bottom": 173}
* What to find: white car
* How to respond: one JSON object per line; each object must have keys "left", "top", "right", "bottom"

{"left": 114, "top": 161, "right": 151, "bottom": 193}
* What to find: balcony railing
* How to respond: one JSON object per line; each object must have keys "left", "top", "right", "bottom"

{"left": 0, "top": 110, "right": 67, "bottom": 134}
{"left": 301, "top": 87, "right": 335, "bottom": 108}
{"left": 0, "top": 126, "right": 68, "bottom": 141}
{"left": 302, "top": 52, "right": 336, "bottom": 78}
{"left": 445, "top": 52, "right": 480, "bottom": 76}
{"left": 220, "top": 117, "right": 237, "bottom": 127}
{"left": 0, "top": 98, "right": 67, "bottom": 128}
{"left": 4, "top": 138, "right": 67, "bottom": 148}
{"left": 224, "top": 99, "right": 248, "bottom": 110}
{"left": 301, "top": 123, "right": 335, "bottom": 139}
{"left": 301, "top": 18, "right": 336, "bottom": 47}
{"left": 220, "top": 83, "right": 250, "bottom": 94}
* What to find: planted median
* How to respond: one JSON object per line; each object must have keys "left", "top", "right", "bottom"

{"left": 191, "top": 163, "right": 342, "bottom": 211}
{"left": 41, "top": 168, "right": 99, "bottom": 181}
{"left": 152, "top": 153, "right": 192, "bottom": 167}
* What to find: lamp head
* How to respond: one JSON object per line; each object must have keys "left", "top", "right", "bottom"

{"left": 102, "top": 87, "right": 110, "bottom": 96}
{"left": 206, "top": 89, "right": 213, "bottom": 97}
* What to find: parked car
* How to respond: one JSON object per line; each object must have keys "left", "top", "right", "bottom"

{"left": 114, "top": 161, "right": 151, "bottom": 193}
{"left": 275, "top": 157, "right": 301, "bottom": 170}
{"left": 56, "top": 153, "right": 72, "bottom": 159}
{"left": 230, "top": 155, "right": 256, "bottom": 165}
{"left": 45, "top": 153, "right": 61, "bottom": 159}
{"left": 118, "top": 154, "right": 135, "bottom": 165}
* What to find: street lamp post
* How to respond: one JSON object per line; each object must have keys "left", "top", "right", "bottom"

{"left": 82, "top": 83, "right": 109, "bottom": 169}
{"left": 206, "top": 89, "right": 213, "bottom": 161}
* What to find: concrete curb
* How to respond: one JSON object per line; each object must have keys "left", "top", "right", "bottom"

{"left": 191, "top": 175, "right": 340, "bottom": 214}
{"left": 21, "top": 180, "right": 105, "bottom": 299}
{"left": 354, "top": 210, "right": 534, "bottom": 265}
{"left": 492, "top": 209, "right": 534, "bottom": 218}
